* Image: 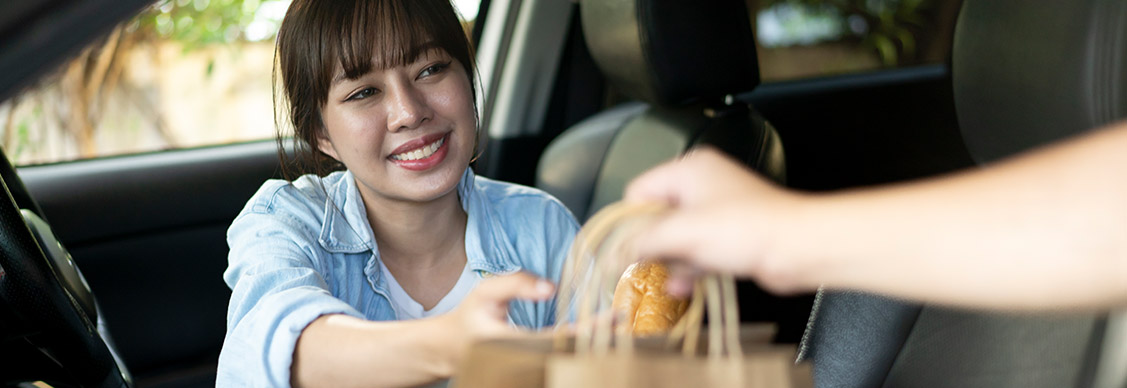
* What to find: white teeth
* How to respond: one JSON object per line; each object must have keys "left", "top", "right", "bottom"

{"left": 391, "top": 136, "right": 445, "bottom": 161}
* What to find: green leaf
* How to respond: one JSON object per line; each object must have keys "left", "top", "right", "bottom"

{"left": 895, "top": 29, "right": 916, "bottom": 58}
{"left": 867, "top": 34, "right": 898, "bottom": 65}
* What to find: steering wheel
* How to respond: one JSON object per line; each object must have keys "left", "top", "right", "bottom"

{"left": 0, "top": 150, "right": 132, "bottom": 387}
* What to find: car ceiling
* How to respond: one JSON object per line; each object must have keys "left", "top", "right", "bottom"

{"left": 0, "top": 0, "right": 153, "bottom": 102}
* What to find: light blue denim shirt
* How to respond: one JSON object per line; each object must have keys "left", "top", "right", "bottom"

{"left": 217, "top": 167, "right": 578, "bottom": 387}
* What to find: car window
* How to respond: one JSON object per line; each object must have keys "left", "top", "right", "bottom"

{"left": 0, "top": 0, "right": 482, "bottom": 166}
{"left": 750, "top": 0, "right": 963, "bottom": 82}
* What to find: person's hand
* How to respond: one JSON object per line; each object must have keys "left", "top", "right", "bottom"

{"left": 437, "top": 272, "right": 554, "bottom": 368}
{"left": 624, "top": 147, "right": 809, "bottom": 294}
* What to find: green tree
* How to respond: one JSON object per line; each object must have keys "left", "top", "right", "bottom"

{"left": 131, "top": 0, "right": 291, "bottom": 50}
{"left": 2, "top": 0, "right": 290, "bottom": 163}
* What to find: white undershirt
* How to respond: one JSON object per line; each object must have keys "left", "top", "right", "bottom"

{"left": 379, "top": 260, "right": 480, "bottom": 320}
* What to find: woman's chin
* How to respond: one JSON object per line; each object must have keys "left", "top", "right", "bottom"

{"left": 389, "top": 169, "right": 464, "bottom": 204}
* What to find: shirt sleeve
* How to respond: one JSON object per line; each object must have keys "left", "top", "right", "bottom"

{"left": 217, "top": 207, "right": 363, "bottom": 387}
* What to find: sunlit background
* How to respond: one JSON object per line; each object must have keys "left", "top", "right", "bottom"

{"left": 0, "top": 0, "right": 958, "bottom": 166}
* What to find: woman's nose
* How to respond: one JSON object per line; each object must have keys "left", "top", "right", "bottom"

{"left": 386, "top": 83, "right": 431, "bottom": 132}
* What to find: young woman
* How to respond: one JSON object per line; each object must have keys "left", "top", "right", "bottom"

{"left": 217, "top": 1, "right": 578, "bottom": 386}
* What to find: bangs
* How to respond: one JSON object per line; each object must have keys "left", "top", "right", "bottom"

{"left": 330, "top": 0, "right": 469, "bottom": 81}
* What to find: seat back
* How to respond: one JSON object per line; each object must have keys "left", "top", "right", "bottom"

{"left": 804, "top": 1, "right": 1127, "bottom": 387}
{"left": 954, "top": 0, "right": 1127, "bottom": 164}
{"left": 536, "top": 0, "right": 783, "bottom": 222}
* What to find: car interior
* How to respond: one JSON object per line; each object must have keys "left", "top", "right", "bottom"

{"left": 0, "top": 0, "right": 1124, "bottom": 387}
{"left": 806, "top": 2, "right": 1127, "bottom": 387}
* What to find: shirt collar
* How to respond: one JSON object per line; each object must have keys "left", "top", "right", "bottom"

{"left": 460, "top": 169, "right": 523, "bottom": 275}
{"left": 318, "top": 171, "right": 374, "bottom": 253}
{"left": 317, "top": 168, "right": 522, "bottom": 274}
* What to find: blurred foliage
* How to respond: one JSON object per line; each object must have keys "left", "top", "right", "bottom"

{"left": 762, "top": 0, "right": 933, "bottom": 65}
{"left": 128, "top": 0, "right": 291, "bottom": 51}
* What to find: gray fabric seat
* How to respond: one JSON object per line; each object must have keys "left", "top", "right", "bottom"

{"left": 535, "top": 0, "right": 784, "bottom": 222}
{"left": 802, "top": 1, "right": 1127, "bottom": 387}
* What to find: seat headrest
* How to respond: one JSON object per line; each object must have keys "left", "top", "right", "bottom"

{"left": 953, "top": 0, "right": 1127, "bottom": 163}
{"left": 579, "top": 0, "right": 760, "bottom": 107}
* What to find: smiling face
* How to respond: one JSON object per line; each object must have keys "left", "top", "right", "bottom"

{"left": 275, "top": 0, "right": 478, "bottom": 187}
{"left": 319, "top": 49, "right": 476, "bottom": 204}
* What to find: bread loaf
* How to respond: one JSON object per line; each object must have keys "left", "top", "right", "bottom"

{"left": 611, "top": 262, "right": 689, "bottom": 335}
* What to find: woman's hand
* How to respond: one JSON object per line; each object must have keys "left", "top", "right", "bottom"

{"left": 291, "top": 273, "right": 553, "bottom": 388}
{"left": 435, "top": 272, "right": 555, "bottom": 372}
{"left": 624, "top": 147, "right": 813, "bottom": 294}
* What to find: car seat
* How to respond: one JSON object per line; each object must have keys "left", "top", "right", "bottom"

{"left": 535, "top": 0, "right": 784, "bottom": 223}
{"left": 801, "top": 1, "right": 1127, "bottom": 387}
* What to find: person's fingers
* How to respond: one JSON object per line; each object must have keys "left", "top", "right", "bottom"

{"left": 472, "top": 272, "right": 555, "bottom": 303}
{"left": 622, "top": 147, "right": 722, "bottom": 203}
{"left": 633, "top": 211, "right": 704, "bottom": 265}
{"left": 662, "top": 262, "right": 701, "bottom": 297}
{"left": 623, "top": 158, "right": 687, "bottom": 204}
{"left": 679, "top": 145, "right": 723, "bottom": 163}
{"left": 624, "top": 147, "right": 747, "bottom": 205}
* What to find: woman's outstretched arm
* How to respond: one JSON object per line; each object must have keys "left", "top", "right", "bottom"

{"left": 291, "top": 273, "right": 553, "bottom": 388}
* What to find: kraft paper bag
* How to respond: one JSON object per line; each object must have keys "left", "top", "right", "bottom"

{"left": 452, "top": 203, "right": 811, "bottom": 388}
{"left": 451, "top": 324, "right": 812, "bottom": 388}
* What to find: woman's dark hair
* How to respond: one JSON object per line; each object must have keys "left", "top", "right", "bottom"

{"left": 274, "top": 0, "right": 477, "bottom": 178}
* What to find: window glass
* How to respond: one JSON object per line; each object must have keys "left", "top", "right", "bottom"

{"left": 454, "top": 0, "right": 482, "bottom": 24}
{"left": 749, "top": 0, "right": 963, "bottom": 82}
{"left": 1, "top": 0, "right": 482, "bottom": 166}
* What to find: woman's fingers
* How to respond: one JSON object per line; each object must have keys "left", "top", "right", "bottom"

{"left": 449, "top": 273, "right": 555, "bottom": 342}
{"left": 471, "top": 272, "right": 555, "bottom": 304}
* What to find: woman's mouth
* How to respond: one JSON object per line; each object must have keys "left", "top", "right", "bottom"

{"left": 388, "top": 133, "right": 450, "bottom": 171}
{"left": 390, "top": 136, "right": 445, "bottom": 161}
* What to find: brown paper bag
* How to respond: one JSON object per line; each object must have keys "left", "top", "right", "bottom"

{"left": 452, "top": 202, "right": 811, "bottom": 388}
{"left": 451, "top": 324, "right": 812, "bottom": 388}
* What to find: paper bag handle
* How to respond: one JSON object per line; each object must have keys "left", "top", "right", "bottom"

{"left": 552, "top": 201, "right": 744, "bottom": 362}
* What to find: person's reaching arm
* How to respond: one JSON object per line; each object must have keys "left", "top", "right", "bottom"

{"left": 626, "top": 121, "right": 1127, "bottom": 310}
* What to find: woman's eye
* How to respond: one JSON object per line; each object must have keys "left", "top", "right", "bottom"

{"left": 346, "top": 87, "right": 377, "bottom": 101}
{"left": 418, "top": 61, "right": 451, "bottom": 79}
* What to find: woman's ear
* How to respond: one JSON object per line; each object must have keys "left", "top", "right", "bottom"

{"left": 315, "top": 129, "right": 340, "bottom": 161}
